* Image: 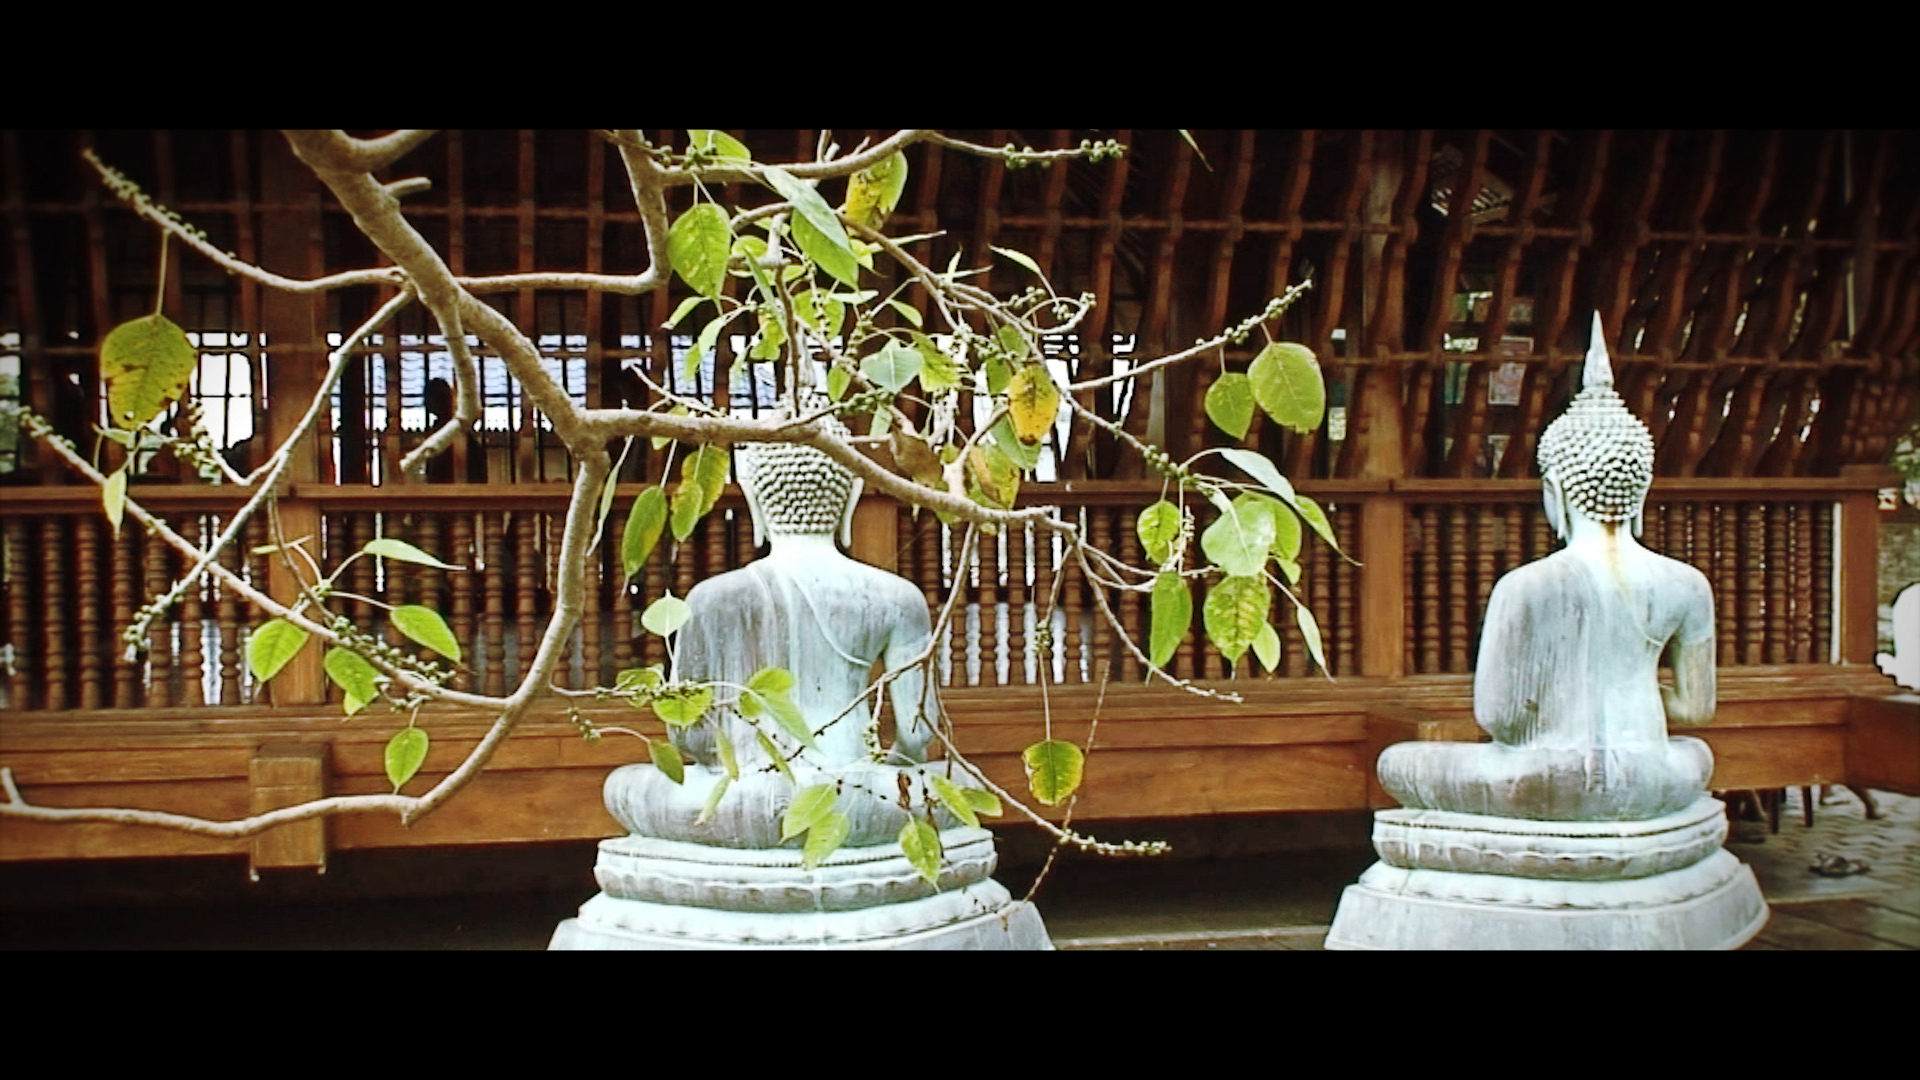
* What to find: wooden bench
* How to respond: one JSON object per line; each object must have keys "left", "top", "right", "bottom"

{"left": 3, "top": 665, "right": 1913, "bottom": 876}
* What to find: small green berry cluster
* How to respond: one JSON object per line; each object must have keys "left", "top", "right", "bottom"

{"left": 330, "top": 616, "right": 455, "bottom": 696}
{"left": 1138, "top": 443, "right": 1192, "bottom": 483}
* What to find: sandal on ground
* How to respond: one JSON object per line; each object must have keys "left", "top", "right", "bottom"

{"left": 1808, "top": 854, "right": 1872, "bottom": 877}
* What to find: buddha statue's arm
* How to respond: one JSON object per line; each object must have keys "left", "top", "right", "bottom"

{"left": 1661, "top": 573, "right": 1716, "bottom": 728}
{"left": 1661, "top": 634, "right": 1716, "bottom": 728}
{"left": 881, "top": 592, "right": 938, "bottom": 765}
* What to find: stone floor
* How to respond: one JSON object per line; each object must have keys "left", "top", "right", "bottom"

{"left": 3, "top": 789, "right": 1912, "bottom": 950}
{"left": 1054, "top": 787, "right": 1920, "bottom": 950}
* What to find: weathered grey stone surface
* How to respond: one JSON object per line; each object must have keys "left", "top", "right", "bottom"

{"left": 1328, "top": 315, "right": 1768, "bottom": 949}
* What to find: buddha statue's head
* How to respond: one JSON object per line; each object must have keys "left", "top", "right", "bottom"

{"left": 1537, "top": 313, "right": 1656, "bottom": 539}
{"left": 736, "top": 409, "right": 863, "bottom": 549}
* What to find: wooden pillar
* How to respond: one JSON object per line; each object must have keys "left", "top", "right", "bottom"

{"left": 1836, "top": 464, "right": 1896, "bottom": 665}
{"left": 849, "top": 496, "right": 898, "bottom": 573}
{"left": 258, "top": 134, "right": 327, "bottom": 705}
{"left": 1355, "top": 135, "right": 1409, "bottom": 678}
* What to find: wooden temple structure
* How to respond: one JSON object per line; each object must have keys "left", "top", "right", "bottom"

{"left": 2, "top": 129, "right": 1915, "bottom": 876}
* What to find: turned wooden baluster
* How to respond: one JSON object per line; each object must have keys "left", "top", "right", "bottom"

{"left": 4, "top": 518, "right": 32, "bottom": 710}
{"left": 451, "top": 514, "right": 476, "bottom": 691}
{"left": 1117, "top": 510, "right": 1143, "bottom": 683}
{"left": 1811, "top": 502, "right": 1833, "bottom": 662}
{"left": 1471, "top": 506, "right": 1497, "bottom": 665}
{"left": 1790, "top": 502, "right": 1814, "bottom": 663}
{"left": 980, "top": 523, "right": 1001, "bottom": 685}
{"left": 1333, "top": 505, "right": 1357, "bottom": 677}
{"left": 1741, "top": 503, "right": 1765, "bottom": 666}
{"left": 1008, "top": 522, "right": 1029, "bottom": 683}
{"left": 110, "top": 515, "right": 137, "bottom": 708}
{"left": 1412, "top": 506, "right": 1439, "bottom": 675}
{"left": 1030, "top": 518, "right": 1057, "bottom": 686}
{"left": 1714, "top": 505, "right": 1738, "bottom": 667}
{"left": 1059, "top": 515, "right": 1085, "bottom": 685}
{"left": 40, "top": 519, "right": 69, "bottom": 710}
{"left": 1765, "top": 503, "right": 1788, "bottom": 664}
{"left": 179, "top": 517, "right": 206, "bottom": 708}
{"left": 515, "top": 513, "right": 539, "bottom": 687}
{"left": 1444, "top": 506, "right": 1470, "bottom": 674}
{"left": 216, "top": 522, "right": 242, "bottom": 705}
{"left": 1690, "top": 503, "right": 1714, "bottom": 601}
{"left": 482, "top": 512, "right": 506, "bottom": 697}
{"left": 76, "top": 516, "right": 105, "bottom": 710}
{"left": 1087, "top": 508, "right": 1116, "bottom": 682}
{"left": 141, "top": 523, "right": 173, "bottom": 706}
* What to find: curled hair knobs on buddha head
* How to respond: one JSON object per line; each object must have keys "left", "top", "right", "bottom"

{"left": 1536, "top": 313, "right": 1656, "bottom": 537}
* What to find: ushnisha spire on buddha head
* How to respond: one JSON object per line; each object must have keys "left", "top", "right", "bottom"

{"left": 734, "top": 404, "right": 863, "bottom": 548}
{"left": 1536, "top": 313, "right": 1656, "bottom": 535}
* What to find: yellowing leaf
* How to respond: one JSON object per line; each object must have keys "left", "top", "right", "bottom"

{"left": 1203, "top": 575, "right": 1270, "bottom": 665}
{"left": 900, "top": 818, "right": 943, "bottom": 885}
{"left": 641, "top": 593, "right": 692, "bottom": 637}
{"left": 1136, "top": 500, "right": 1182, "bottom": 566}
{"left": 102, "top": 466, "right": 128, "bottom": 537}
{"left": 1005, "top": 365, "right": 1060, "bottom": 445}
{"left": 930, "top": 774, "right": 980, "bottom": 829}
{"left": 802, "top": 810, "right": 849, "bottom": 869}
{"left": 100, "top": 314, "right": 196, "bottom": 430}
{"left": 1022, "top": 739, "right": 1084, "bottom": 806}
{"left": 845, "top": 151, "right": 909, "bottom": 230}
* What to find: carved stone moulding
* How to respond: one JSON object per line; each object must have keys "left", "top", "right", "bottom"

{"left": 550, "top": 826, "right": 1054, "bottom": 950}
{"left": 1371, "top": 796, "right": 1731, "bottom": 881}
{"left": 1324, "top": 848, "right": 1769, "bottom": 950}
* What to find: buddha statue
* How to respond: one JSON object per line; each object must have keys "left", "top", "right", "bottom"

{"left": 1326, "top": 314, "right": 1768, "bottom": 949}
{"left": 551, "top": 413, "right": 1051, "bottom": 949}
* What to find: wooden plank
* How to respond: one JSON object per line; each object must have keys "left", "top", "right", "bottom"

{"left": 1846, "top": 693, "right": 1920, "bottom": 795}
{"left": 249, "top": 743, "right": 327, "bottom": 873}
{"left": 1696, "top": 726, "right": 1847, "bottom": 790}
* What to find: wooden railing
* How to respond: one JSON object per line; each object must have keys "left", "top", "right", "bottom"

{"left": 0, "top": 472, "right": 1891, "bottom": 715}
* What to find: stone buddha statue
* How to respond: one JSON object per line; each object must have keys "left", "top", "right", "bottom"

{"left": 603, "top": 428, "right": 956, "bottom": 848}
{"left": 1326, "top": 314, "right": 1768, "bottom": 949}
{"left": 551, "top": 416, "right": 1051, "bottom": 949}
{"left": 1376, "top": 318, "right": 1717, "bottom": 822}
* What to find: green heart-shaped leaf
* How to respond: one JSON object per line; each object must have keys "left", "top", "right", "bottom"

{"left": 248, "top": 618, "right": 309, "bottom": 683}
{"left": 390, "top": 605, "right": 461, "bottom": 662}
{"left": 385, "top": 727, "right": 429, "bottom": 793}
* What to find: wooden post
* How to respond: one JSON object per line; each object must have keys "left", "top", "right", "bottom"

{"left": 1354, "top": 134, "right": 1409, "bottom": 679}
{"left": 249, "top": 742, "right": 329, "bottom": 876}
{"left": 258, "top": 134, "right": 327, "bottom": 705}
{"left": 1836, "top": 464, "right": 1896, "bottom": 665}
{"left": 850, "top": 496, "right": 898, "bottom": 573}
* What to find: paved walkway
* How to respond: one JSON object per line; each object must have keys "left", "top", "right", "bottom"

{"left": 4, "top": 789, "right": 1912, "bottom": 950}
{"left": 1050, "top": 788, "right": 1920, "bottom": 950}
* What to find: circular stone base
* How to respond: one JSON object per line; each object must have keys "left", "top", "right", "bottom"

{"left": 550, "top": 883, "right": 1052, "bottom": 950}
{"left": 1324, "top": 849, "right": 1768, "bottom": 950}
